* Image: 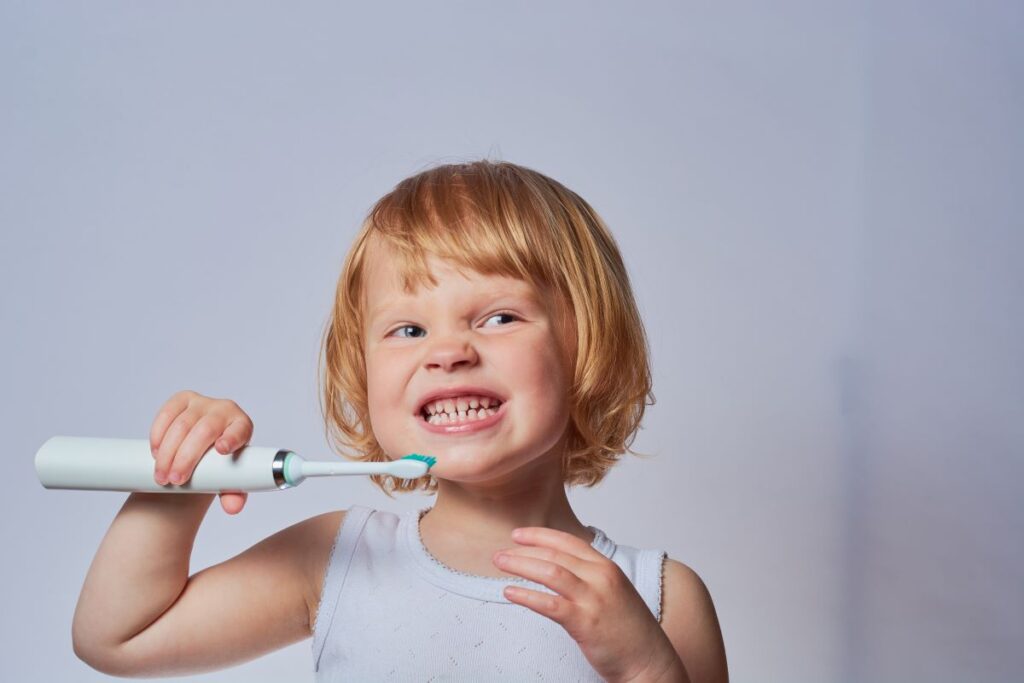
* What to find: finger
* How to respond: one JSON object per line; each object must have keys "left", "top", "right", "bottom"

{"left": 219, "top": 492, "right": 247, "bottom": 515}
{"left": 214, "top": 415, "right": 253, "bottom": 455}
{"left": 150, "top": 391, "right": 193, "bottom": 456}
{"left": 503, "top": 584, "right": 571, "bottom": 622}
{"left": 493, "top": 552, "right": 587, "bottom": 601}
{"left": 166, "top": 415, "right": 225, "bottom": 485}
{"left": 512, "top": 527, "right": 605, "bottom": 562}
{"left": 152, "top": 406, "right": 203, "bottom": 485}
{"left": 498, "top": 545, "right": 590, "bottom": 577}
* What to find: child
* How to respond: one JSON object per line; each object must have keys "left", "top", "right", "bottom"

{"left": 72, "top": 160, "right": 728, "bottom": 682}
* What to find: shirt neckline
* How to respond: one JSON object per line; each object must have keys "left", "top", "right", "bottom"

{"left": 400, "top": 506, "right": 617, "bottom": 603}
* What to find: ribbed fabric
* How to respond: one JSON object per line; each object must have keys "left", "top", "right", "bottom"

{"left": 312, "top": 505, "right": 667, "bottom": 682}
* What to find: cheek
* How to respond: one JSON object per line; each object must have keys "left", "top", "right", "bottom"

{"left": 364, "top": 355, "right": 408, "bottom": 457}
{"left": 514, "top": 342, "right": 570, "bottom": 416}
{"left": 365, "top": 354, "right": 403, "bottom": 418}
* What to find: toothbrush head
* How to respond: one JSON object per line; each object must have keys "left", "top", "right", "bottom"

{"left": 400, "top": 453, "right": 437, "bottom": 471}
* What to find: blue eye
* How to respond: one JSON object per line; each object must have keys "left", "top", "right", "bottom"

{"left": 484, "top": 313, "right": 519, "bottom": 326}
{"left": 390, "top": 325, "right": 426, "bottom": 338}
{"left": 388, "top": 314, "right": 518, "bottom": 338}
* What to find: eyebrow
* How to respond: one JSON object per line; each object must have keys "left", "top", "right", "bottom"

{"left": 367, "top": 286, "right": 540, "bottom": 324}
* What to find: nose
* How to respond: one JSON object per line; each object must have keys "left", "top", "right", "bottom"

{"left": 423, "top": 332, "right": 479, "bottom": 372}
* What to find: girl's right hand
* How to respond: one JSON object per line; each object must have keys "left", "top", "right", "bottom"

{"left": 149, "top": 390, "right": 254, "bottom": 515}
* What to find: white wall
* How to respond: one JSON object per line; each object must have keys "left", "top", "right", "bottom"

{"left": 1, "top": 2, "right": 1019, "bottom": 681}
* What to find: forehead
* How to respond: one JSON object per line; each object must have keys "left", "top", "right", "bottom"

{"left": 361, "top": 238, "right": 539, "bottom": 312}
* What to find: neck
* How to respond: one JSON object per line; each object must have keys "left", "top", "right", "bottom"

{"left": 418, "top": 451, "right": 591, "bottom": 548}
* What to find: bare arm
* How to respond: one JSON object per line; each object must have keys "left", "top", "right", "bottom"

{"left": 72, "top": 492, "right": 214, "bottom": 669}
{"left": 659, "top": 559, "right": 728, "bottom": 683}
{"left": 72, "top": 492, "right": 340, "bottom": 676}
{"left": 71, "top": 390, "right": 337, "bottom": 676}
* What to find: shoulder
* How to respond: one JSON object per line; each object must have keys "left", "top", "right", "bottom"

{"left": 658, "top": 557, "right": 729, "bottom": 683}
{"left": 284, "top": 509, "right": 348, "bottom": 633}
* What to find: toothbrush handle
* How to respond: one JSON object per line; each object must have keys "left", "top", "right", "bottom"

{"left": 34, "top": 436, "right": 294, "bottom": 493}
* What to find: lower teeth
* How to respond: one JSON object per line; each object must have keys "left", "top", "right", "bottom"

{"left": 425, "top": 407, "right": 498, "bottom": 425}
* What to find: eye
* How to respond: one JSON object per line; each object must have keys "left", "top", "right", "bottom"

{"left": 483, "top": 312, "right": 519, "bottom": 327}
{"left": 389, "top": 324, "right": 426, "bottom": 339}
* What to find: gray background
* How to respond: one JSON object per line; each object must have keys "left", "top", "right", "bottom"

{"left": 2, "top": 2, "right": 1021, "bottom": 681}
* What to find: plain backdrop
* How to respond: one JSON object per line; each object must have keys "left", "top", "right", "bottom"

{"left": 2, "top": 2, "right": 1021, "bottom": 682}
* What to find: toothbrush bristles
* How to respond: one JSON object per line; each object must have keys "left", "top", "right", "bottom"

{"left": 401, "top": 453, "right": 436, "bottom": 470}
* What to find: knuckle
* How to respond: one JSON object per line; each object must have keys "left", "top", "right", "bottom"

{"left": 169, "top": 409, "right": 195, "bottom": 430}
{"left": 603, "top": 566, "right": 626, "bottom": 590}
{"left": 192, "top": 420, "right": 220, "bottom": 441}
{"left": 580, "top": 609, "right": 600, "bottom": 631}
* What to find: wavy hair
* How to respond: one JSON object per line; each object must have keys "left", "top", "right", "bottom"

{"left": 318, "top": 159, "right": 654, "bottom": 497}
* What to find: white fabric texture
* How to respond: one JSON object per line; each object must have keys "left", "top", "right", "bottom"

{"left": 312, "top": 504, "right": 667, "bottom": 682}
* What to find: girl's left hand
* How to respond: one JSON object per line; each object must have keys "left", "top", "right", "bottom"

{"left": 493, "top": 527, "right": 687, "bottom": 683}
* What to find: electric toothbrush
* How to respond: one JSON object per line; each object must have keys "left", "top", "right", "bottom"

{"left": 34, "top": 436, "right": 436, "bottom": 493}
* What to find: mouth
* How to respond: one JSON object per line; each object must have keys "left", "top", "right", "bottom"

{"left": 418, "top": 391, "right": 505, "bottom": 426}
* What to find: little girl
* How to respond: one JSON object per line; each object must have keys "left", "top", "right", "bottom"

{"left": 72, "top": 160, "right": 728, "bottom": 682}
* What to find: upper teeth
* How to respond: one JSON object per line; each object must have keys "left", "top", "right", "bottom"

{"left": 422, "top": 395, "right": 501, "bottom": 423}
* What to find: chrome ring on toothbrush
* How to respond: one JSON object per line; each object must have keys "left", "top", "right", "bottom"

{"left": 272, "top": 450, "right": 290, "bottom": 489}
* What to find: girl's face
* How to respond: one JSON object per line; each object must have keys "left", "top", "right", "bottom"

{"left": 362, "top": 241, "right": 573, "bottom": 483}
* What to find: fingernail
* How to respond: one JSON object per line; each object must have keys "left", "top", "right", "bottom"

{"left": 154, "top": 470, "right": 167, "bottom": 484}
{"left": 169, "top": 472, "right": 183, "bottom": 484}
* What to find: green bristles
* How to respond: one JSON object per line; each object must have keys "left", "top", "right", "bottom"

{"left": 401, "top": 453, "right": 436, "bottom": 471}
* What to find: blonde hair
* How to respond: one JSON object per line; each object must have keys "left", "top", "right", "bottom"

{"left": 318, "top": 159, "right": 654, "bottom": 497}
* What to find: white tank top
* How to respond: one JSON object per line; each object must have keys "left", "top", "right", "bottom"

{"left": 312, "top": 505, "right": 667, "bottom": 681}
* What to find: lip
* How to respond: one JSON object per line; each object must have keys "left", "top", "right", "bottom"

{"left": 417, "top": 400, "right": 507, "bottom": 435}
{"left": 414, "top": 386, "right": 506, "bottom": 416}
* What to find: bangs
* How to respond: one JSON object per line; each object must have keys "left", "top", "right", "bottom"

{"left": 363, "top": 163, "right": 571, "bottom": 295}
{"left": 320, "top": 159, "right": 652, "bottom": 496}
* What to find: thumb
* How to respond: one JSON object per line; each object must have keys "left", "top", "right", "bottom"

{"left": 218, "top": 491, "right": 248, "bottom": 515}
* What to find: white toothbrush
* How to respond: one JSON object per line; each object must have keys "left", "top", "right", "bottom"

{"left": 34, "top": 436, "right": 436, "bottom": 493}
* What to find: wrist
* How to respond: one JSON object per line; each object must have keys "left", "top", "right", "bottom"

{"left": 125, "top": 491, "right": 215, "bottom": 521}
{"left": 620, "top": 644, "right": 689, "bottom": 683}
{"left": 127, "top": 491, "right": 215, "bottom": 506}
{"left": 649, "top": 654, "right": 688, "bottom": 683}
